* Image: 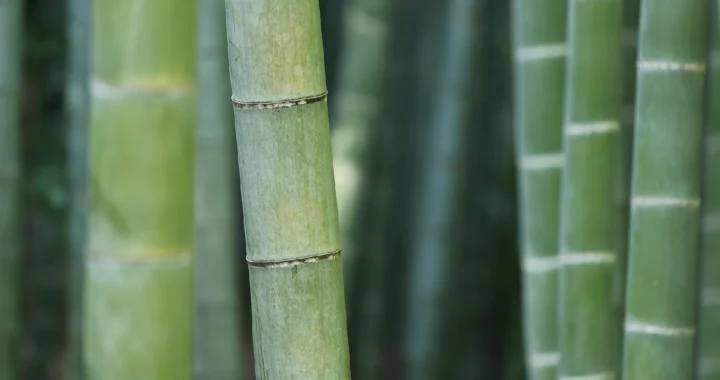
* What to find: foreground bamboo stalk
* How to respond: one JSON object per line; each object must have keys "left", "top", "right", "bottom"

{"left": 510, "top": 0, "right": 566, "bottom": 377}
{"left": 223, "top": 0, "right": 351, "bottom": 378}
{"left": 66, "top": 0, "right": 90, "bottom": 377}
{"left": 559, "top": 0, "right": 623, "bottom": 378}
{"left": 84, "top": 0, "right": 197, "bottom": 377}
{"left": 621, "top": 1, "right": 709, "bottom": 379}
{"left": 193, "top": 0, "right": 242, "bottom": 378}
{"left": 0, "top": 0, "right": 21, "bottom": 377}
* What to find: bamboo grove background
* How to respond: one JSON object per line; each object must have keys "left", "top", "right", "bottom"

{"left": 3, "top": 0, "right": 719, "bottom": 378}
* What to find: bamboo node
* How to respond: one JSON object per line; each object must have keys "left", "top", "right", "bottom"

{"left": 528, "top": 351, "right": 560, "bottom": 368}
{"left": 565, "top": 121, "right": 620, "bottom": 136}
{"left": 625, "top": 320, "right": 695, "bottom": 337}
{"left": 637, "top": 60, "right": 706, "bottom": 72}
{"left": 560, "top": 252, "right": 616, "bottom": 266}
{"left": 631, "top": 196, "right": 701, "bottom": 208}
{"left": 515, "top": 43, "right": 567, "bottom": 61}
{"left": 558, "top": 372, "right": 615, "bottom": 380}
{"left": 519, "top": 153, "right": 564, "bottom": 171}
{"left": 522, "top": 255, "right": 560, "bottom": 273}
{"left": 231, "top": 92, "right": 328, "bottom": 110}
{"left": 246, "top": 249, "right": 341, "bottom": 269}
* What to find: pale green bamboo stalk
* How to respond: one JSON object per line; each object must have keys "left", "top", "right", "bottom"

{"left": 558, "top": 0, "right": 623, "bottom": 378}
{"left": 0, "top": 0, "right": 22, "bottom": 377}
{"left": 404, "top": 0, "right": 483, "bottom": 378}
{"left": 223, "top": 1, "right": 351, "bottom": 378}
{"left": 84, "top": 0, "right": 197, "bottom": 378}
{"left": 697, "top": 5, "right": 720, "bottom": 378}
{"left": 511, "top": 0, "right": 566, "bottom": 377}
{"left": 193, "top": 0, "right": 242, "bottom": 378}
{"left": 621, "top": 1, "right": 709, "bottom": 379}
{"left": 66, "top": 0, "right": 90, "bottom": 377}
{"left": 332, "top": 0, "right": 394, "bottom": 309}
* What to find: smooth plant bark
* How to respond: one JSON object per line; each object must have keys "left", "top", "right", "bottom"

{"left": 0, "top": 0, "right": 21, "bottom": 377}
{"left": 621, "top": 1, "right": 709, "bottom": 379}
{"left": 511, "top": 0, "right": 566, "bottom": 377}
{"left": 84, "top": 0, "right": 197, "bottom": 378}
{"left": 698, "top": 7, "right": 720, "bottom": 379}
{"left": 559, "top": 0, "right": 623, "bottom": 378}
{"left": 403, "top": 0, "right": 483, "bottom": 378}
{"left": 66, "top": 0, "right": 90, "bottom": 377}
{"left": 223, "top": 1, "right": 352, "bottom": 378}
{"left": 193, "top": 0, "right": 242, "bottom": 378}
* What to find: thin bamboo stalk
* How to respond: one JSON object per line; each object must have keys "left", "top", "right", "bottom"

{"left": 510, "top": 0, "right": 567, "bottom": 377}
{"left": 558, "top": 0, "right": 623, "bottom": 378}
{"left": 193, "top": 0, "right": 242, "bottom": 378}
{"left": 84, "top": 0, "right": 197, "bottom": 377}
{"left": 223, "top": 0, "right": 351, "bottom": 378}
{"left": 621, "top": 0, "right": 709, "bottom": 379}
{"left": 0, "top": 0, "right": 22, "bottom": 377}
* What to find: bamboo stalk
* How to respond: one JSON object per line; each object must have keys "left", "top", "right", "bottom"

{"left": 621, "top": 1, "right": 709, "bottom": 379}
{"left": 84, "top": 0, "right": 197, "bottom": 377}
{"left": 403, "top": 0, "right": 483, "bottom": 378}
{"left": 193, "top": 0, "right": 242, "bottom": 378}
{"left": 0, "top": 0, "right": 21, "bottom": 377}
{"left": 558, "top": 0, "right": 623, "bottom": 378}
{"left": 223, "top": 1, "right": 351, "bottom": 378}
{"left": 66, "top": 0, "right": 90, "bottom": 377}
{"left": 697, "top": 5, "right": 720, "bottom": 378}
{"left": 510, "top": 0, "right": 566, "bottom": 377}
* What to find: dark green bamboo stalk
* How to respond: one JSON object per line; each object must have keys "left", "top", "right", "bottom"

{"left": 511, "top": 0, "right": 566, "bottom": 377}
{"left": 697, "top": 5, "right": 720, "bottom": 378}
{"left": 621, "top": 1, "right": 709, "bottom": 379}
{"left": 193, "top": 0, "right": 242, "bottom": 378}
{"left": 84, "top": 0, "right": 197, "bottom": 378}
{"left": 0, "top": 0, "right": 21, "bottom": 377}
{"left": 66, "top": 0, "right": 90, "bottom": 377}
{"left": 404, "top": 0, "right": 483, "bottom": 378}
{"left": 223, "top": 1, "right": 351, "bottom": 378}
{"left": 559, "top": 0, "right": 623, "bottom": 378}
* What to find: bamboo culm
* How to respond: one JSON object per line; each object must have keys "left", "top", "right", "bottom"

{"left": 403, "top": 0, "right": 483, "bottom": 378}
{"left": 621, "top": 0, "right": 709, "bottom": 379}
{"left": 511, "top": 0, "right": 566, "bottom": 377}
{"left": 66, "top": 0, "right": 90, "bottom": 377}
{"left": 193, "top": 0, "right": 242, "bottom": 378}
{"left": 558, "top": 0, "right": 623, "bottom": 378}
{"left": 223, "top": 0, "right": 352, "bottom": 378}
{"left": 0, "top": 0, "right": 21, "bottom": 377}
{"left": 84, "top": 0, "right": 197, "bottom": 378}
{"left": 697, "top": 5, "right": 720, "bottom": 378}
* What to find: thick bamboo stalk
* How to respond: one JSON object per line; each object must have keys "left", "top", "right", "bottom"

{"left": 223, "top": 1, "right": 351, "bottom": 378}
{"left": 697, "top": 6, "right": 720, "bottom": 378}
{"left": 193, "top": 0, "right": 242, "bottom": 378}
{"left": 0, "top": 0, "right": 21, "bottom": 377}
{"left": 621, "top": 1, "right": 709, "bottom": 379}
{"left": 84, "top": 0, "right": 197, "bottom": 378}
{"left": 558, "top": 0, "right": 623, "bottom": 378}
{"left": 510, "top": 0, "right": 566, "bottom": 377}
{"left": 403, "top": 0, "right": 482, "bottom": 378}
{"left": 66, "top": 0, "right": 90, "bottom": 377}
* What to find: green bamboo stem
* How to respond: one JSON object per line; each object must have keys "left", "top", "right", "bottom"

{"left": 331, "top": 0, "right": 394, "bottom": 308}
{"left": 223, "top": 1, "right": 351, "bottom": 378}
{"left": 558, "top": 0, "right": 623, "bottom": 378}
{"left": 403, "top": 0, "right": 482, "bottom": 378}
{"left": 511, "top": 0, "right": 566, "bottom": 377}
{"left": 84, "top": 0, "right": 197, "bottom": 378}
{"left": 697, "top": 5, "right": 720, "bottom": 378}
{"left": 621, "top": 1, "right": 709, "bottom": 379}
{"left": 0, "top": 0, "right": 21, "bottom": 377}
{"left": 66, "top": 0, "right": 90, "bottom": 377}
{"left": 193, "top": 0, "right": 242, "bottom": 378}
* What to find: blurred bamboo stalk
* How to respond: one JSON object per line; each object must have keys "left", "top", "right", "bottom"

{"left": 193, "top": 0, "right": 242, "bottom": 378}
{"left": 621, "top": 0, "right": 709, "bottom": 379}
{"left": 223, "top": 0, "right": 351, "bottom": 378}
{"left": 0, "top": 0, "right": 22, "bottom": 377}
{"left": 84, "top": 0, "right": 197, "bottom": 377}
{"left": 558, "top": 0, "right": 623, "bottom": 377}
{"left": 510, "top": 0, "right": 566, "bottom": 377}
